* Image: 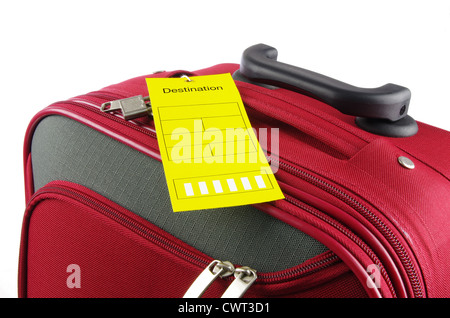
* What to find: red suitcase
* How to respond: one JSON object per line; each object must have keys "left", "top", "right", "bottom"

{"left": 20, "top": 44, "right": 450, "bottom": 298}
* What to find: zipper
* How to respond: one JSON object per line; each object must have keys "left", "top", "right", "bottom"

{"left": 282, "top": 192, "right": 397, "bottom": 297}
{"left": 221, "top": 266, "right": 258, "bottom": 298}
{"left": 183, "top": 260, "right": 257, "bottom": 298}
{"left": 100, "top": 95, "right": 152, "bottom": 121}
{"left": 28, "top": 182, "right": 338, "bottom": 298}
{"left": 28, "top": 184, "right": 209, "bottom": 268}
{"left": 273, "top": 158, "right": 424, "bottom": 298}
{"left": 183, "top": 260, "right": 235, "bottom": 298}
{"left": 50, "top": 90, "right": 424, "bottom": 297}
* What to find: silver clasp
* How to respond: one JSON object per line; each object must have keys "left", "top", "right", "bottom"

{"left": 101, "top": 95, "right": 151, "bottom": 120}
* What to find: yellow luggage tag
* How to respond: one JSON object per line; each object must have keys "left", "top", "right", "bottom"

{"left": 146, "top": 73, "right": 284, "bottom": 212}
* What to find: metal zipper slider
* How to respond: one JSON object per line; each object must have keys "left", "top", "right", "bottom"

{"left": 100, "top": 95, "right": 152, "bottom": 120}
{"left": 221, "top": 266, "right": 257, "bottom": 298}
{"left": 183, "top": 260, "right": 235, "bottom": 298}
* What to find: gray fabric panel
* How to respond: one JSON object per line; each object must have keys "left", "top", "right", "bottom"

{"left": 31, "top": 115, "right": 328, "bottom": 272}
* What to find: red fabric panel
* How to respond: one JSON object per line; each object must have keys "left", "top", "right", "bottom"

{"left": 26, "top": 196, "right": 199, "bottom": 297}
{"left": 21, "top": 182, "right": 367, "bottom": 298}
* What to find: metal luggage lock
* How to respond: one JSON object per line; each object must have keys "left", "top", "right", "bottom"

{"left": 234, "top": 44, "right": 419, "bottom": 138}
{"left": 101, "top": 95, "right": 152, "bottom": 120}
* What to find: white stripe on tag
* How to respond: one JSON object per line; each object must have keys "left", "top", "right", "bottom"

{"left": 227, "top": 179, "right": 238, "bottom": 192}
{"left": 241, "top": 177, "right": 252, "bottom": 190}
{"left": 254, "top": 175, "right": 266, "bottom": 189}
{"left": 184, "top": 183, "right": 194, "bottom": 196}
{"left": 198, "top": 181, "right": 209, "bottom": 195}
{"left": 213, "top": 180, "right": 223, "bottom": 193}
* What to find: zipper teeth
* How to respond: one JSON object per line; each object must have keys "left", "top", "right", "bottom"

{"left": 284, "top": 194, "right": 397, "bottom": 297}
{"left": 31, "top": 185, "right": 337, "bottom": 283}
{"left": 30, "top": 186, "right": 209, "bottom": 267}
{"left": 261, "top": 253, "right": 340, "bottom": 281}
{"left": 85, "top": 92, "right": 127, "bottom": 100}
{"left": 275, "top": 158, "right": 423, "bottom": 297}
{"left": 53, "top": 93, "right": 423, "bottom": 296}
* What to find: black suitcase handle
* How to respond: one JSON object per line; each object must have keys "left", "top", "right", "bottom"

{"left": 235, "top": 44, "right": 418, "bottom": 137}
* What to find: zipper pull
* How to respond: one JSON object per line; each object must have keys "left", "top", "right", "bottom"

{"left": 100, "top": 95, "right": 152, "bottom": 120}
{"left": 183, "top": 260, "right": 235, "bottom": 298}
{"left": 221, "top": 266, "right": 257, "bottom": 298}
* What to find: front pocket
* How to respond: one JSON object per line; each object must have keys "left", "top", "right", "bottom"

{"left": 19, "top": 181, "right": 366, "bottom": 298}
{"left": 20, "top": 181, "right": 210, "bottom": 298}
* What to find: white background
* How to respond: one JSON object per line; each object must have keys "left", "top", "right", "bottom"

{"left": 1, "top": 0, "right": 449, "bottom": 298}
